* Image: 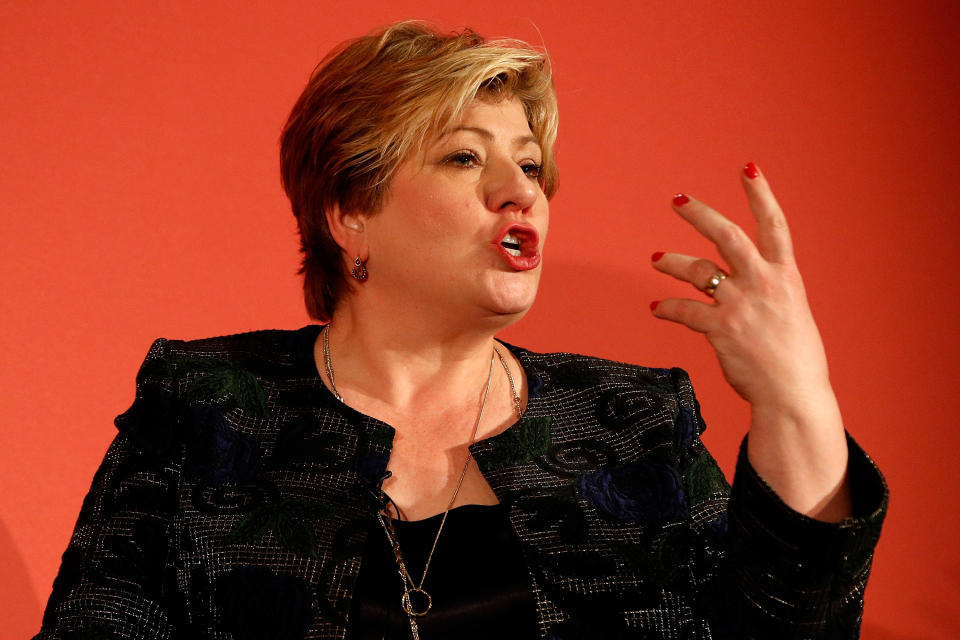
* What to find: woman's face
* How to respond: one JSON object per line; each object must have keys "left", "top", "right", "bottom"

{"left": 363, "top": 96, "right": 549, "bottom": 325}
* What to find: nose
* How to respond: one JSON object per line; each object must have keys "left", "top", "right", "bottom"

{"left": 484, "top": 158, "right": 539, "bottom": 214}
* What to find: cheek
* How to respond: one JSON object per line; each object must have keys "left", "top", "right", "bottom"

{"left": 380, "top": 175, "right": 486, "bottom": 253}
{"left": 420, "top": 196, "right": 482, "bottom": 239}
{"left": 538, "top": 200, "right": 550, "bottom": 245}
{"left": 388, "top": 195, "right": 449, "bottom": 239}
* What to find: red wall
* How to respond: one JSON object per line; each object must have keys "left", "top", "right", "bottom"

{"left": 2, "top": 1, "right": 958, "bottom": 637}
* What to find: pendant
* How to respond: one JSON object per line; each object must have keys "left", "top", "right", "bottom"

{"left": 401, "top": 587, "right": 432, "bottom": 616}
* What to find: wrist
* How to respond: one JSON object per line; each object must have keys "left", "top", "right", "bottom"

{"left": 748, "top": 383, "right": 841, "bottom": 429}
{"left": 746, "top": 387, "right": 852, "bottom": 521}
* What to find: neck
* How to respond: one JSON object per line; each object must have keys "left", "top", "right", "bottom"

{"left": 323, "top": 301, "right": 513, "bottom": 414}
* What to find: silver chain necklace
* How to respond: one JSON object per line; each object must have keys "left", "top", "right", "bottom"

{"left": 321, "top": 324, "right": 521, "bottom": 639}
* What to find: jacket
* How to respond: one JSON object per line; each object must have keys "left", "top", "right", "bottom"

{"left": 35, "top": 324, "right": 888, "bottom": 639}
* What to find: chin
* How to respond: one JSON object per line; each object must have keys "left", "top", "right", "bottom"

{"left": 481, "top": 278, "right": 540, "bottom": 318}
{"left": 487, "top": 300, "right": 535, "bottom": 319}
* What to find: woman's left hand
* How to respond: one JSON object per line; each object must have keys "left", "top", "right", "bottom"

{"left": 650, "top": 163, "right": 851, "bottom": 520}
{"left": 650, "top": 163, "right": 831, "bottom": 412}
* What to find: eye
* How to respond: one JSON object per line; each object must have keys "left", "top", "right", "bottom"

{"left": 443, "top": 150, "right": 481, "bottom": 168}
{"left": 521, "top": 162, "right": 542, "bottom": 180}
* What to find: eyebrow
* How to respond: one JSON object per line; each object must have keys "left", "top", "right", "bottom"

{"left": 442, "top": 126, "right": 540, "bottom": 149}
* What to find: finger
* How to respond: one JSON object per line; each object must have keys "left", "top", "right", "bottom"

{"left": 671, "top": 193, "right": 759, "bottom": 276}
{"left": 740, "top": 162, "right": 795, "bottom": 264}
{"left": 651, "top": 252, "right": 737, "bottom": 301}
{"left": 650, "top": 297, "right": 716, "bottom": 333}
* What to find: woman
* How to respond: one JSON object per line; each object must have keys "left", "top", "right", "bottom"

{"left": 36, "top": 22, "right": 887, "bottom": 640}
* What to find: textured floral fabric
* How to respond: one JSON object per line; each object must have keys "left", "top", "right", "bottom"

{"left": 35, "top": 324, "right": 888, "bottom": 639}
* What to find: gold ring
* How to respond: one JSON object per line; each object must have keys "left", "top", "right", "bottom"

{"left": 703, "top": 270, "right": 727, "bottom": 297}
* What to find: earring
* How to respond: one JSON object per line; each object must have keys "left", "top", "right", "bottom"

{"left": 351, "top": 257, "right": 368, "bottom": 282}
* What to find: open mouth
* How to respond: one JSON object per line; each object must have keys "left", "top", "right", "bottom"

{"left": 500, "top": 233, "right": 523, "bottom": 256}
{"left": 493, "top": 224, "right": 541, "bottom": 270}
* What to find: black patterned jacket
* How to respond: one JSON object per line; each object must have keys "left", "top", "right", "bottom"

{"left": 35, "top": 324, "right": 888, "bottom": 639}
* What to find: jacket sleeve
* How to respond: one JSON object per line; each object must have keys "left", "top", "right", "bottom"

{"left": 34, "top": 338, "right": 184, "bottom": 640}
{"left": 671, "top": 368, "right": 889, "bottom": 639}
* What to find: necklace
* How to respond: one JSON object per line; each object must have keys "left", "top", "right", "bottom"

{"left": 321, "top": 324, "right": 521, "bottom": 639}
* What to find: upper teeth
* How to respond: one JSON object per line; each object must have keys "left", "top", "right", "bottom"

{"left": 502, "top": 233, "right": 522, "bottom": 256}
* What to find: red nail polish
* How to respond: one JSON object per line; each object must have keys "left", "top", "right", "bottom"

{"left": 743, "top": 162, "right": 760, "bottom": 179}
{"left": 672, "top": 193, "right": 689, "bottom": 206}
{"left": 650, "top": 300, "right": 660, "bottom": 311}
{"left": 651, "top": 251, "right": 664, "bottom": 262}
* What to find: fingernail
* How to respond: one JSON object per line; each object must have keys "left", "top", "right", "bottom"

{"left": 650, "top": 300, "right": 660, "bottom": 312}
{"left": 672, "top": 193, "right": 689, "bottom": 206}
{"left": 651, "top": 251, "right": 664, "bottom": 262}
{"left": 743, "top": 162, "right": 760, "bottom": 179}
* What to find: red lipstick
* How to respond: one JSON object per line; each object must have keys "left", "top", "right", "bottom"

{"left": 492, "top": 223, "right": 541, "bottom": 271}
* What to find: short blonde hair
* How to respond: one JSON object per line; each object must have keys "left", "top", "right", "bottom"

{"left": 280, "top": 21, "right": 559, "bottom": 321}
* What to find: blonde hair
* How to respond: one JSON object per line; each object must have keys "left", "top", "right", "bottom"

{"left": 280, "top": 21, "right": 559, "bottom": 321}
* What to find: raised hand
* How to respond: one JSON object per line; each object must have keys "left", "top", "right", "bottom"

{"left": 650, "top": 163, "right": 852, "bottom": 520}
{"left": 649, "top": 163, "right": 830, "bottom": 411}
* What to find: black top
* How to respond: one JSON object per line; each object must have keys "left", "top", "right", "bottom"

{"left": 34, "top": 325, "right": 889, "bottom": 639}
{"left": 348, "top": 503, "right": 539, "bottom": 639}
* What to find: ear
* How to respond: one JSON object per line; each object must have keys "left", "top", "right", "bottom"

{"left": 324, "top": 203, "right": 368, "bottom": 260}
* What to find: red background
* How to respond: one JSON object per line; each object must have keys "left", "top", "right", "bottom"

{"left": 2, "top": 1, "right": 958, "bottom": 637}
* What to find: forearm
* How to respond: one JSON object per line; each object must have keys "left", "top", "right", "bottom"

{"left": 746, "top": 386, "right": 852, "bottom": 521}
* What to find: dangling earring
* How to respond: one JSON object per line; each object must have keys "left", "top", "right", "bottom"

{"left": 351, "top": 257, "right": 368, "bottom": 282}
